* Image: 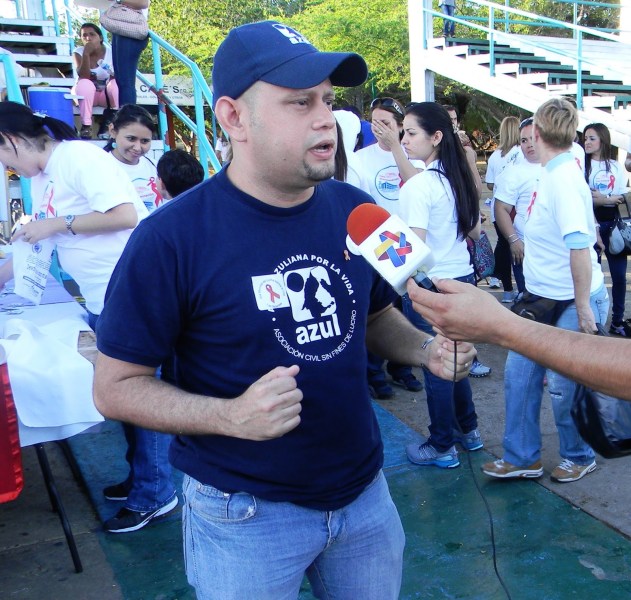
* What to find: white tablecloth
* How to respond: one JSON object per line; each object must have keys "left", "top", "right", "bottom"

{"left": 0, "top": 274, "right": 102, "bottom": 446}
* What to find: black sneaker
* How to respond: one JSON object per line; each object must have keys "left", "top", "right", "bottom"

{"left": 96, "top": 120, "right": 111, "bottom": 140}
{"left": 79, "top": 124, "right": 92, "bottom": 139}
{"left": 610, "top": 321, "right": 631, "bottom": 337}
{"left": 388, "top": 371, "right": 424, "bottom": 392}
{"left": 368, "top": 379, "right": 394, "bottom": 399}
{"left": 104, "top": 496, "right": 178, "bottom": 533}
{"left": 103, "top": 481, "right": 132, "bottom": 501}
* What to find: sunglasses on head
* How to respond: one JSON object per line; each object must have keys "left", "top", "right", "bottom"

{"left": 370, "top": 97, "right": 404, "bottom": 116}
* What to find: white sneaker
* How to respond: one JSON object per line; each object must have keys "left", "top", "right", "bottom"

{"left": 489, "top": 277, "right": 501, "bottom": 289}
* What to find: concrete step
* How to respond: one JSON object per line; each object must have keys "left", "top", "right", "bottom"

{"left": 0, "top": 33, "right": 70, "bottom": 55}
{"left": 0, "top": 17, "right": 54, "bottom": 35}
{"left": 18, "top": 77, "right": 73, "bottom": 87}
{"left": 11, "top": 53, "right": 74, "bottom": 76}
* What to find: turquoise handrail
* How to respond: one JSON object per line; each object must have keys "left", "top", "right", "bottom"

{"left": 459, "top": 1, "right": 623, "bottom": 33}
{"left": 0, "top": 54, "right": 32, "bottom": 213}
{"left": 144, "top": 31, "right": 221, "bottom": 176}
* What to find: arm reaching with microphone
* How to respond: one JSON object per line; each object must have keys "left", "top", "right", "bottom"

{"left": 366, "top": 303, "right": 475, "bottom": 381}
{"left": 406, "top": 278, "right": 631, "bottom": 400}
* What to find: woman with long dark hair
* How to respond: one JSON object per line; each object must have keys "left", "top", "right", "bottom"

{"left": 399, "top": 101, "right": 483, "bottom": 468}
{"left": 583, "top": 122, "right": 630, "bottom": 336}
{"left": 0, "top": 101, "right": 145, "bottom": 324}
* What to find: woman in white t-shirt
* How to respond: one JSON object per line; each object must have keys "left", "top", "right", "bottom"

{"left": 0, "top": 101, "right": 145, "bottom": 323}
{"left": 104, "top": 104, "right": 163, "bottom": 214}
{"left": 72, "top": 23, "right": 118, "bottom": 140}
{"left": 494, "top": 118, "right": 541, "bottom": 296}
{"left": 583, "top": 122, "right": 630, "bottom": 336}
{"left": 485, "top": 115, "right": 520, "bottom": 300}
{"left": 101, "top": 102, "right": 177, "bottom": 535}
{"left": 399, "top": 101, "right": 483, "bottom": 469}
{"left": 353, "top": 98, "right": 424, "bottom": 398}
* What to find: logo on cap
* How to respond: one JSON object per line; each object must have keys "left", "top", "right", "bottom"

{"left": 272, "top": 23, "right": 310, "bottom": 45}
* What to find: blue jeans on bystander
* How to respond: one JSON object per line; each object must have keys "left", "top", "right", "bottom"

{"left": 502, "top": 283, "right": 609, "bottom": 467}
{"left": 111, "top": 33, "right": 149, "bottom": 106}
{"left": 599, "top": 220, "right": 627, "bottom": 323}
{"left": 121, "top": 423, "right": 176, "bottom": 512}
{"left": 401, "top": 273, "right": 478, "bottom": 452}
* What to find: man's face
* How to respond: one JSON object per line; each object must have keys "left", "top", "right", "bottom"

{"left": 447, "top": 109, "right": 458, "bottom": 132}
{"left": 240, "top": 80, "right": 337, "bottom": 197}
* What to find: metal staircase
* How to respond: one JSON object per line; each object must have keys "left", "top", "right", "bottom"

{"left": 0, "top": 4, "right": 222, "bottom": 236}
{"left": 0, "top": 17, "right": 73, "bottom": 91}
{"left": 408, "top": 0, "right": 631, "bottom": 151}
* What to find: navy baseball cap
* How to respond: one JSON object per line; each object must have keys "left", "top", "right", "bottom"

{"left": 211, "top": 21, "right": 368, "bottom": 107}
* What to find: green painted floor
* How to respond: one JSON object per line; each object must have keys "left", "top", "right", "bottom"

{"left": 69, "top": 405, "right": 631, "bottom": 599}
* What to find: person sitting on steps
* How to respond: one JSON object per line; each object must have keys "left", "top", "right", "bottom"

{"left": 72, "top": 23, "right": 118, "bottom": 140}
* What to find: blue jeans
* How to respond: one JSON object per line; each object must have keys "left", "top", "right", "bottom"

{"left": 512, "top": 261, "right": 525, "bottom": 294}
{"left": 111, "top": 33, "right": 148, "bottom": 106}
{"left": 600, "top": 220, "right": 627, "bottom": 323}
{"left": 441, "top": 4, "right": 456, "bottom": 36}
{"left": 402, "top": 273, "right": 478, "bottom": 452}
{"left": 90, "top": 309, "right": 175, "bottom": 511}
{"left": 503, "top": 284, "right": 609, "bottom": 467}
{"left": 122, "top": 423, "right": 176, "bottom": 511}
{"left": 182, "top": 470, "right": 405, "bottom": 599}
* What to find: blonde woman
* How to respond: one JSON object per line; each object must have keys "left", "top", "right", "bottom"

{"left": 485, "top": 116, "right": 520, "bottom": 298}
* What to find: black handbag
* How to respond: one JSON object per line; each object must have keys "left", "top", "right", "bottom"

{"left": 571, "top": 326, "right": 631, "bottom": 458}
{"left": 608, "top": 196, "right": 631, "bottom": 256}
{"left": 510, "top": 291, "right": 573, "bottom": 326}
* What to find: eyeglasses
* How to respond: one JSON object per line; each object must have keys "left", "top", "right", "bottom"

{"left": 519, "top": 117, "right": 533, "bottom": 129}
{"left": 370, "top": 97, "right": 404, "bottom": 116}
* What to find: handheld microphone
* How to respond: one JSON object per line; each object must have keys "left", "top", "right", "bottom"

{"left": 346, "top": 203, "right": 437, "bottom": 295}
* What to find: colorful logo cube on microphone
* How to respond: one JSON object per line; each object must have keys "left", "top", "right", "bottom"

{"left": 374, "top": 230, "right": 413, "bottom": 268}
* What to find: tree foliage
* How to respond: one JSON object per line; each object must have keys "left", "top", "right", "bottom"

{"left": 146, "top": 0, "right": 622, "bottom": 140}
{"left": 287, "top": 0, "right": 410, "bottom": 108}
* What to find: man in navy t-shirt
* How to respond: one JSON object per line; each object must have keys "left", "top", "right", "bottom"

{"left": 94, "top": 20, "right": 475, "bottom": 600}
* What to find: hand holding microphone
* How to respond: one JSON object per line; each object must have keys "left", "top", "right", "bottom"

{"left": 346, "top": 203, "right": 437, "bottom": 294}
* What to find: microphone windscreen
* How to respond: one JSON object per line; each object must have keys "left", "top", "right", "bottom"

{"left": 346, "top": 203, "right": 391, "bottom": 245}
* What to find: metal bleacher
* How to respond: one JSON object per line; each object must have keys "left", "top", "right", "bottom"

{"left": 408, "top": 0, "right": 631, "bottom": 152}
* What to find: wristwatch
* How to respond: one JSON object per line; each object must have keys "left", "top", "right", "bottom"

{"left": 65, "top": 214, "right": 77, "bottom": 235}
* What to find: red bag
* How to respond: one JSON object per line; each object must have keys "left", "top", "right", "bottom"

{"left": 0, "top": 362, "right": 23, "bottom": 503}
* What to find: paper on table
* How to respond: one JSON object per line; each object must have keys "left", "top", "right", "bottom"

{"left": 11, "top": 238, "right": 54, "bottom": 305}
{"left": 4, "top": 317, "right": 86, "bottom": 350}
